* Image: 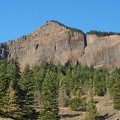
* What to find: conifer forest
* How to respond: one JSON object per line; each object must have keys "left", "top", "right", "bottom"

{"left": 0, "top": 59, "right": 120, "bottom": 120}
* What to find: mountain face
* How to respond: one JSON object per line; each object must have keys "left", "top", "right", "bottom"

{"left": 80, "top": 34, "right": 120, "bottom": 70}
{"left": 0, "top": 20, "right": 120, "bottom": 71}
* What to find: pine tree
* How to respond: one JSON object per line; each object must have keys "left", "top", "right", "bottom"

{"left": 19, "top": 64, "right": 37, "bottom": 119}
{"left": 84, "top": 95, "right": 98, "bottom": 120}
{"left": 6, "top": 58, "right": 21, "bottom": 85}
{"left": 58, "top": 84, "right": 70, "bottom": 107}
{"left": 113, "top": 79, "right": 120, "bottom": 110}
{"left": 1, "top": 80, "right": 22, "bottom": 119}
{"left": 38, "top": 70, "right": 60, "bottom": 120}
{"left": 107, "top": 68, "right": 120, "bottom": 109}
{"left": 0, "top": 74, "right": 10, "bottom": 116}
{"left": 58, "top": 72, "right": 70, "bottom": 107}
{"left": 0, "top": 59, "right": 7, "bottom": 74}
{"left": 33, "top": 65, "right": 46, "bottom": 107}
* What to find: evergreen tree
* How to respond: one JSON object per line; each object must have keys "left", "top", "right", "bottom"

{"left": 0, "top": 59, "right": 7, "bottom": 74}
{"left": 85, "top": 96, "right": 98, "bottom": 120}
{"left": 6, "top": 58, "right": 21, "bottom": 85}
{"left": 19, "top": 64, "right": 37, "bottom": 119}
{"left": 70, "top": 97, "right": 79, "bottom": 111}
{"left": 58, "top": 71, "right": 70, "bottom": 107}
{"left": 38, "top": 70, "right": 59, "bottom": 120}
{"left": 58, "top": 84, "right": 70, "bottom": 107}
{"left": 1, "top": 80, "right": 22, "bottom": 119}
{"left": 33, "top": 64, "right": 46, "bottom": 107}
{"left": 0, "top": 74, "right": 10, "bottom": 116}
{"left": 113, "top": 79, "right": 120, "bottom": 110}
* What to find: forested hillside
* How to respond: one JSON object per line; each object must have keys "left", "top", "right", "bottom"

{"left": 0, "top": 59, "right": 120, "bottom": 120}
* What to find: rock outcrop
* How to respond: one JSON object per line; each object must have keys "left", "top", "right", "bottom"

{"left": 1, "top": 20, "right": 120, "bottom": 71}
{"left": 80, "top": 34, "right": 120, "bottom": 70}
{"left": 0, "top": 21, "right": 85, "bottom": 69}
{"left": 0, "top": 43, "right": 9, "bottom": 60}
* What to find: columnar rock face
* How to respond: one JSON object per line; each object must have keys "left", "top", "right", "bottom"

{"left": 79, "top": 34, "right": 120, "bottom": 70}
{"left": 0, "top": 21, "right": 85, "bottom": 69}
{"left": 0, "top": 43, "right": 9, "bottom": 59}
{"left": 1, "top": 21, "right": 120, "bottom": 71}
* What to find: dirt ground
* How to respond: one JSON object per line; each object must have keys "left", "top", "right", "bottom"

{"left": 59, "top": 107, "right": 85, "bottom": 120}
{"left": 60, "top": 95, "right": 120, "bottom": 120}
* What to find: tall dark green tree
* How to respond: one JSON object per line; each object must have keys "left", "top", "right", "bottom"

{"left": 19, "top": 64, "right": 37, "bottom": 119}
{"left": 0, "top": 59, "right": 21, "bottom": 117}
{"left": 6, "top": 58, "right": 21, "bottom": 84}
{"left": 112, "top": 79, "right": 120, "bottom": 110}
{"left": 0, "top": 59, "right": 7, "bottom": 74}
{"left": 33, "top": 64, "right": 46, "bottom": 107}
{"left": 0, "top": 74, "right": 10, "bottom": 116}
{"left": 38, "top": 70, "right": 59, "bottom": 120}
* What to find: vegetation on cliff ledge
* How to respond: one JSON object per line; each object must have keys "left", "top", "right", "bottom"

{"left": 87, "top": 30, "right": 120, "bottom": 37}
{"left": 48, "top": 20, "right": 85, "bottom": 34}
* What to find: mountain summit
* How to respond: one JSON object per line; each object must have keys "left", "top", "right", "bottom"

{"left": 0, "top": 20, "right": 120, "bottom": 71}
{"left": 0, "top": 21, "right": 85, "bottom": 69}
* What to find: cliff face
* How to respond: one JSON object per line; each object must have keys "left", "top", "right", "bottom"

{"left": 0, "top": 21, "right": 85, "bottom": 69}
{"left": 1, "top": 21, "right": 120, "bottom": 71}
{"left": 80, "top": 34, "right": 120, "bottom": 70}
{"left": 0, "top": 43, "right": 9, "bottom": 59}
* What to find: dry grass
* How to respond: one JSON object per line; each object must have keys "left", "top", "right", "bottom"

{"left": 94, "top": 95, "right": 120, "bottom": 120}
{"left": 0, "top": 118, "right": 13, "bottom": 120}
{"left": 60, "top": 95, "right": 120, "bottom": 120}
{"left": 59, "top": 107, "right": 85, "bottom": 120}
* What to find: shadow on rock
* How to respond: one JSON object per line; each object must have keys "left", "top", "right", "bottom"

{"left": 97, "top": 113, "right": 116, "bottom": 120}
{"left": 60, "top": 113, "right": 82, "bottom": 118}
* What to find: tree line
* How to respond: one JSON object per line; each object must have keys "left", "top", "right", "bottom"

{"left": 0, "top": 59, "right": 120, "bottom": 120}
{"left": 87, "top": 30, "right": 120, "bottom": 37}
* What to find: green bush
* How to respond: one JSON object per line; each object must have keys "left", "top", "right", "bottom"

{"left": 70, "top": 97, "right": 86, "bottom": 111}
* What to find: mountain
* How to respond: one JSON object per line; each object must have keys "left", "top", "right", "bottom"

{"left": 80, "top": 34, "right": 120, "bottom": 70}
{"left": 0, "top": 20, "right": 120, "bottom": 71}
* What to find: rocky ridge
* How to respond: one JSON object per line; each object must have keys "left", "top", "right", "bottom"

{"left": 0, "top": 20, "right": 120, "bottom": 71}
{"left": 80, "top": 34, "right": 120, "bottom": 70}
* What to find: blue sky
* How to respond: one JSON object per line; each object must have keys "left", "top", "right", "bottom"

{"left": 0, "top": 0, "right": 120, "bottom": 42}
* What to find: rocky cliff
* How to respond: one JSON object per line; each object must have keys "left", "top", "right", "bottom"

{"left": 0, "top": 21, "right": 86, "bottom": 69}
{"left": 80, "top": 34, "right": 120, "bottom": 70}
{"left": 1, "top": 20, "right": 120, "bottom": 71}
